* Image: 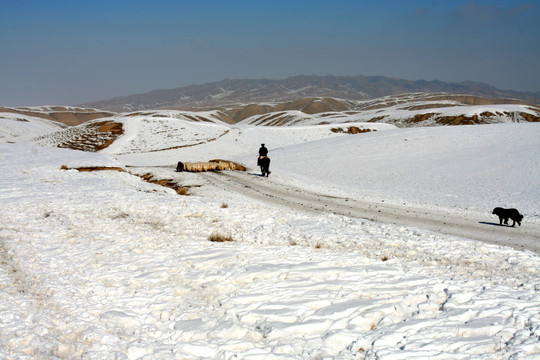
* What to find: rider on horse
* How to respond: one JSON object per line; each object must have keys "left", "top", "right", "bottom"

{"left": 258, "top": 144, "right": 271, "bottom": 176}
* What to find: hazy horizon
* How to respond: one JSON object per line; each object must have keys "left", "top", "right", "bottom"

{"left": 1, "top": 0, "right": 539, "bottom": 107}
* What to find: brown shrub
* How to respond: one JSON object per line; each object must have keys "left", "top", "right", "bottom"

{"left": 208, "top": 233, "right": 233, "bottom": 242}
{"left": 135, "top": 173, "right": 189, "bottom": 195}
{"left": 62, "top": 166, "right": 125, "bottom": 172}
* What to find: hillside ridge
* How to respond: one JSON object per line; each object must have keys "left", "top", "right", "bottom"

{"left": 81, "top": 75, "right": 540, "bottom": 112}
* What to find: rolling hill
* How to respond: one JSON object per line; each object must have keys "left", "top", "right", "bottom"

{"left": 81, "top": 75, "right": 540, "bottom": 112}
{"left": 1, "top": 94, "right": 537, "bottom": 167}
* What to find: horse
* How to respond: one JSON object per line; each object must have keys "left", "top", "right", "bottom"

{"left": 257, "top": 156, "right": 271, "bottom": 177}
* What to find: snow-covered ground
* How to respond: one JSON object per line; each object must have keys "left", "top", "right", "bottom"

{"left": 1, "top": 110, "right": 540, "bottom": 359}
{"left": 0, "top": 113, "right": 66, "bottom": 142}
{"left": 255, "top": 123, "right": 540, "bottom": 220}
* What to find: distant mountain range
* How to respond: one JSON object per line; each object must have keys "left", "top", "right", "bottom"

{"left": 4, "top": 91, "right": 538, "bottom": 130}
{"left": 82, "top": 75, "right": 540, "bottom": 112}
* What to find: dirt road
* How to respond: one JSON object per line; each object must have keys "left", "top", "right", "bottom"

{"left": 201, "top": 171, "right": 540, "bottom": 254}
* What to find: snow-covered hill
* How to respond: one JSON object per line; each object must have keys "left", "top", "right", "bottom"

{"left": 17, "top": 110, "right": 394, "bottom": 159}
{"left": 1, "top": 106, "right": 540, "bottom": 359}
{"left": 0, "top": 106, "right": 115, "bottom": 126}
{"left": 238, "top": 94, "right": 540, "bottom": 127}
{"left": 0, "top": 111, "right": 66, "bottom": 142}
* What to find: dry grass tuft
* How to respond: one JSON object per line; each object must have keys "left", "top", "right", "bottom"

{"left": 61, "top": 165, "right": 125, "bottom": 172}
{"left": 208, "top": 232, "right": 234, "bottom": 242}
{"left": 136, "top": 173, "right": 189, "bottom": 195}
{"left": 76, "top": 166, "right": 125, "bottom": 172}
{"left": 314, "top": 242, "right": 323, "bottom": 249}
{"left": 60, "top": 166, "right": 189, "bottom": 195}
{"left": 221, "top": 202, "right": 229, "bottom": 208}
{"left": 175, "top": 187, "right": 189, "bottom": 196}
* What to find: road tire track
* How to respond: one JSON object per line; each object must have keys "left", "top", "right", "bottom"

{"left": 202, "top": 171, "right": 540, "bottom": 254}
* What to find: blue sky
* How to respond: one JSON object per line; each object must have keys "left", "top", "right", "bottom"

{"left": 1, "top": 0, "right": 539, "bottom": 106}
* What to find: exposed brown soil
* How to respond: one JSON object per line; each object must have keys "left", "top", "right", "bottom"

{"left": 225, "top": 98, "right": 356, "bottom": 122}
{"left": 434, "top": 116, "right": 482, "bottom": 125}
{"left": 182, "top": 114, "right": 215, "bottom": 123}
{"left": 60, "top": 166, "right": 189, "bottom": 196}
{"left": 440, "top": 95, "right": 532, "bottom": 106}
{"left": 402, "top": 104, "right": 460, "bottom": 111}
{"left": 407, "top": 110, "right": 540, "bottom": 125}
{"left": 410, "top": 113, "right": 482, "bottom": 125}
{"left": 223, "top": 94, "right": 540, "bottom": 125}
{"left": 331, "top": 127, "right": 375, "bottom": 134}
{"left": 69, "top": 166, "right": 126, "bottom": 172}
{"left": 248, "top": 112, "right": 298, "bottom": 126}
{"left": 319, "top": 112, "right": 347, "bottom": 118}
{"left": 55, "top": 121, "right": 124, "bottom": 152}
{"left": 520, "top": 112, "right": 540, "bottom": 122}
{"left": 89, "top": 121, "right": 124, "bottom": 134}
{"left": 124, "top": 110, "right": 235, "bottom": 124}
{"left": 225, "top": 104, "right": 273, "bottom": 122}
{"left": 0, "top": 107, "right": 115, "bottom": 126}
{"left": 136, "top": 173, "right": 189, "bottom": 195}
{"left": 411, "top": 113, "right": 441, "bottom": 123}
{"left": 368, "top": 115, "right": 388, "bottom": 122}
{"left": 357, "top": 94, "right": 537, "bottom": 112}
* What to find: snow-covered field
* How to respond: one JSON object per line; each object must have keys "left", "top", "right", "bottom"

{"left": 1, "top": 109, "right": 540, "bottom": 359}
{"left": 0, "top": 113, "right": 66, "bottom": 142}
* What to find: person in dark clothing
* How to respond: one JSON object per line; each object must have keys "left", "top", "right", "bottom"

{"left": 257, "top": 144, "right": 270, "bottom": 176}
{"left": 258, "top": 144, "right": 268, "bottom": 157}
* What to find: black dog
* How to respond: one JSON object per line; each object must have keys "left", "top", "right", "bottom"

{"left": 176, "top": 161, "right": 184, "bottom": 172}
{"left": 492, "top": 207, "right": 523, "bottom": 227}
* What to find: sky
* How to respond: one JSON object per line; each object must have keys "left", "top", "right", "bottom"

{"left": 1, "top": 0, "right": 539, "bottom": 107}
